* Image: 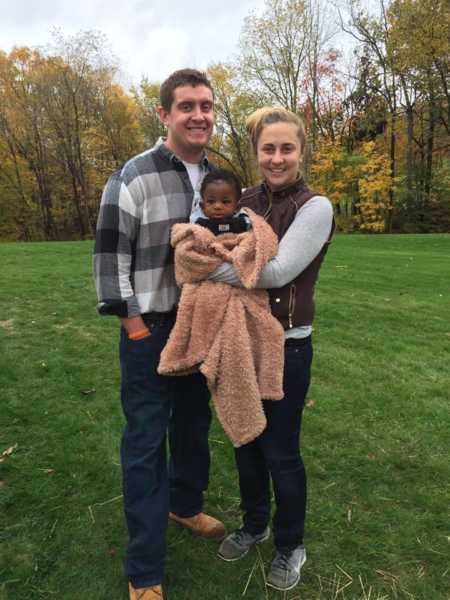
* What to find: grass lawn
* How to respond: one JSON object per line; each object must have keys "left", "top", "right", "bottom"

{"left": 1, "top": 234, "right": 449, "bottom": 600}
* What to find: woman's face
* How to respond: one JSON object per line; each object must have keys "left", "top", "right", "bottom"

{"left": 256, "top": 122, "right": 303, "bottom": 191}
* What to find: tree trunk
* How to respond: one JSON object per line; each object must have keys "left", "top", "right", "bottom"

{"left": 424, "top": 81, "right": 436, "bottom": 204}
{"left": 405, "top": 105, "right": 415, "bottom": 204}
{"left": 387, "top": 111, "right": 396, "bottom": 233}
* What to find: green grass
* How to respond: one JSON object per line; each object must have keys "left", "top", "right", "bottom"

{"left": 1, "top": 234, "right": 449, "bottom": 600}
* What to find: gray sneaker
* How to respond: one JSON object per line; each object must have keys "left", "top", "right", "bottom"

{"left": 217, "top": 526, "right": 270, "bottom": 561}
{"left": 266, "top": 545, "right": 306, "bottom": 591}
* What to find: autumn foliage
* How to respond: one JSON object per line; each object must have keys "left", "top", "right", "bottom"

{"left": 0, "top": 35, "right": 143, "bottom": 241}
{"left": 0, "top": 0, "right": 448, "bottom": 240}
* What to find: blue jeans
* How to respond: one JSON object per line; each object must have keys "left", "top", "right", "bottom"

{"left": 119, "top": 315, "right": 211, "bottom": 587}
{"left": 234, "top": 337, "right": 313, "bottom": 551}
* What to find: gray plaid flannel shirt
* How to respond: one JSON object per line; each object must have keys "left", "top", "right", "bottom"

{"left": 93, "top": 140, "right": 212, "bottom": 317}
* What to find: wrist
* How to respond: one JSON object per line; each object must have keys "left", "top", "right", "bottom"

{"left": 128, "top": 328, "right": 151, "bottom": 340}
{"left": 121, "top": 315, "right": 146, "bottom": 335}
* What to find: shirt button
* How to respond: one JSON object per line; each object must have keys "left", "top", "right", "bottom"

{"left": 275, "top": 298, "right": 281, "bottom": 303}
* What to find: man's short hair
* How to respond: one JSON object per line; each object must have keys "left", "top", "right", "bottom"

{"left": 200, "top": 168, "right": 242, "bottom": 201}
{"left": 160, "top": 69, "right": 213, "bottom": 112}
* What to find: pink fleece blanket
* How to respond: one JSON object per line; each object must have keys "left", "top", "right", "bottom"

{"left": 158, "top": 209, "right": 284, "bottom": 447}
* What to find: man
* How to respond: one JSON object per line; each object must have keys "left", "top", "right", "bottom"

{"left": 93, "top": 69, "right": 225, "bottom": 600}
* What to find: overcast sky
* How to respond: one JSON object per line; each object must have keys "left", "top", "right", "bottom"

{"left": 1, "top": 0, "right": 266, "bottom": 87}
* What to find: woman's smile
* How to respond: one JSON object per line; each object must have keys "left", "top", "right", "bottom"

{"left": 256, "top": 122, "right": 303, "bottom": 191}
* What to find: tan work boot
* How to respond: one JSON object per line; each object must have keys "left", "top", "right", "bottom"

{"left": 128, "top": 582, "right": 163, "bottom": 600}
{"left": 169, "top": 511, "right": 226, "bottom": 540}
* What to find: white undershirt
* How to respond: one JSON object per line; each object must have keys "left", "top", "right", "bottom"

{"left": 182, "top": 160, "right": 203, "bottom": 215}
{"left": 182, "top": 160, "right": 201, "bottom": 189}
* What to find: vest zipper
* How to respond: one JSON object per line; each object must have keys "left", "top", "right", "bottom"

{"left": 288, "top": 284, "right": 296, "bottom": 328}
{"left": 263, "top": 187, "right": 273, "bottom": 221}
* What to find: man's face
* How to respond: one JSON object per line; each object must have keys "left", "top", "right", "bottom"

{"left": 159, "top": 85, "right": 214, "bottom": 160}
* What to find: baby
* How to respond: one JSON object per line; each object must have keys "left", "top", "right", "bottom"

{"left": 192, "top": 168, "right": 251, "bottom": 235}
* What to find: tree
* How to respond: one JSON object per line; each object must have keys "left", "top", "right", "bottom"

{"left": 356, "top": 141, "right": 393, "bottom": 232}
{"left": 0, "top": 122, "right": 37, "bottom": 240}
{"left": 340, "top": 0, "right": 400, "bottom": 231}
{"left": 310, "top": 139, "right": 393, "bottom": 232}
{"left": 132, "top": 79, "right": 166, "bottom": 147}
{"left": 344, "top": 50, "right": 388, "bottom": 147}
{"left": 39, "top": 30, "right": 121, "bottom": 237}
{"left": 0, "top": 47, "right": 58, "bottom": 238}
{"left": 207, "top": 64, "right": 260, "bottom": 186}
{"left": 239, "top": 0, "right": 311, "bottom": 113}
{"left": 388, "top": 0, "right": 450, "bottom": 205}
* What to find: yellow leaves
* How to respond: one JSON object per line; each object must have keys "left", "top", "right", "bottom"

{"left": 352, "top": 141, "right": 393, "bottom": 232}
{"left": 9, "top": 46, "right": 32, "bottom": 66}
{"left": 208, "top": 63, "right": 237, "bottom": 97}
{"left": 310, "top": 140, "right": 342, "bottom": 180}
{"left": 310, "top": 137, "right": 393, "bottom": 232}
{"left": 311, "top": 140, "right": 353, "bottom": 198}
{"left": 329, "top": 191, "right": 345, "bottom": 205}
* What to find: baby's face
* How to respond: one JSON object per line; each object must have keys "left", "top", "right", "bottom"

{"left": 201, "top": 181, "right": 239, "bottom": 219}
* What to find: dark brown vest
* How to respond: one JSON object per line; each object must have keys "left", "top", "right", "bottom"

{"left": 240, "top": 179, "right": 335, "bottom": 329}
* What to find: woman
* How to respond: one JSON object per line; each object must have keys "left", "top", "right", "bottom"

{"left": 214, "top": 107, "right": 335, "bottom": 591}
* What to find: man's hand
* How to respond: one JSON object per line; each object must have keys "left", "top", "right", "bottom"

{"left": 120, "top": 315, "right": 151, "bottom": 340}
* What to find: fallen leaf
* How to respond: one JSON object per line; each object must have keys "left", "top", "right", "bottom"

{"left": 305, "top": 399, "right": 315, "bottom": 407}
{"left": 81, "top": 388, "right": 96, "bottom": 396}
{"left": 0, "top": 444, "right": 18, "bottom": 462}
{"left": 108, "top": 548, "right": 117, "bottom": 557}
{"left": 44, "top": 469, "right": 56, "bottom": 475}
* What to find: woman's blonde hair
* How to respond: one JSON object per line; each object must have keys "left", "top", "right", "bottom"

{"left": 246, "top": 107, "right": 306, "bottom": 153}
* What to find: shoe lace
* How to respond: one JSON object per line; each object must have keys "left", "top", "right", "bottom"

{"left": 234, "top": 528, "right": 250, "bottom": 544}
{"left": 272, "top": 551, "right": 292, "bottom": 572}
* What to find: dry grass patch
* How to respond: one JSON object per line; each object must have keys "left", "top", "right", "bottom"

{"left": 0, "top": 319, "right": 14, "bottom": 333}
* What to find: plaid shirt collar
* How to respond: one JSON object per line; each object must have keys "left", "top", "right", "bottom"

{"left": 155, "top": 137, "right": 210, "bottom": 169}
